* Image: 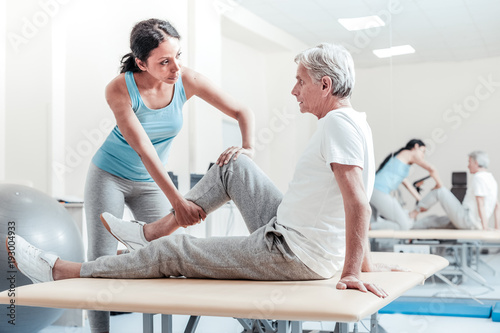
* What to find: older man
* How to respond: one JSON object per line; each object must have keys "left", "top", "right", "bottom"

{"left": 10, "top": 43, "right": 395, "bottom": 298}
{"left": 412, "top": 151, "right": 499, "bottom": 230}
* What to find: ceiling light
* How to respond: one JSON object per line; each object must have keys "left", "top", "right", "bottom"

{"left": 373, "top": 45, "right": 416, "bottom": 58}
{"left": 338, "top": 16, "right": 385, "bottom": 31}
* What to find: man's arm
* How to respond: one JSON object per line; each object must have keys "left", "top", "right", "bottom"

{"left": 475, "top": 196, "right": 488, "bottom": 229}
{"left": 331, "top": 163, "right": 387, "bottom": 298}
{"left": 494, "top": 202, "right": 500, "bottom": 230}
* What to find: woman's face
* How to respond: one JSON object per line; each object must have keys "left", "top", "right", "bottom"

{"left": 139, "top": 37, "right": 182, "bottom": 84}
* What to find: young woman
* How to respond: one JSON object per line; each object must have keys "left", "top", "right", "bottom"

{"left": 84, "top": 18, "right": 254, "bottom": 333}
{"left": 370, "top": 139, "right": 442, "bottom": 230}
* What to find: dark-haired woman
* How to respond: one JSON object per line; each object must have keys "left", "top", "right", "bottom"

{"left": 370, "top": 139, "right": 442, "bottom": 230}
{"left": 83, "top": 19, "right": 254, "bottom": 333}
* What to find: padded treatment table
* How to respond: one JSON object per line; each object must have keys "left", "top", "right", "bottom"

{"left": 0, "top": 252, "right": 448, "bottom": 333}
{"left": 369, "top": 229, "right": 500, "bottom": 290}
{"left": 369, "top": 229, "right": 500, "bottom": 242}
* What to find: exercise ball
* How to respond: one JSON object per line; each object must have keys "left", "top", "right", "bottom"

{"left": 0, "top": 184, "right": 85, "bottom": 332}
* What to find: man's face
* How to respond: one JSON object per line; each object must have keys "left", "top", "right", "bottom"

{"left": 291, "top": 63, "right": 324, "bottom": 117}
{"left": 468, "top": 157, "right": 479, "bottom": 174}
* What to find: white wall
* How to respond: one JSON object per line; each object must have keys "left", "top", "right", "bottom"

{"left": 353, "top": 56, "right": 500, "bottom": 214}
{"left": 50, "top": 6, "right": 66, "bottom": 196}
{"left": 265, "top": 52, "right": 316, "bottom": 192}
{"left": 186, "top": 0, "right": 224, "bottom": 175}
{"left": 0, "top": 0, "right": 5, "bottom": 180}
{"left": 220, "top": 7, "right": 314, "bottom": 192}
{"left": 4, "top": 0, "right": 53, "bottom": 190}
{"left": 220, "top": 37, "right": 269, "bottom": 164}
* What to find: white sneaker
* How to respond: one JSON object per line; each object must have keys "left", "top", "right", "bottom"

{"left": 100, "top": 212, "right": 149, "bottom": 252}
{"left": 6, "top": 235, "right": 58, "bottom": 283}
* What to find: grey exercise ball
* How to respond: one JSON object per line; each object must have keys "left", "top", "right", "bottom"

{"left": 0, "top": 184, "right": 85, "bottom": 332}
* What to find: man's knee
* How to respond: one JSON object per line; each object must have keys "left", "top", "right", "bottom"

{"left": 231, "top": 154, "right": 252, "bottom": 166}
{"left": 222, "top": 154, "right": 253, "bottom": 173}
{"left": 421, "top": 187, "right": 447, "bottom": 206}
{"left": 435, "top": 187, "right": 454, "bottom": 202}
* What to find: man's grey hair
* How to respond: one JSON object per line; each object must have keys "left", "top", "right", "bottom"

{"left": 294, "top": 43, "right": 355, "bottom": 98}
{"left": 469, "top": 150, "right": 490, "bottom": 168}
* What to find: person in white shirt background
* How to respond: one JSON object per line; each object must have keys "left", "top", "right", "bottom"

{"left": 412, "top": 151, "right": 499, "bottom": 230}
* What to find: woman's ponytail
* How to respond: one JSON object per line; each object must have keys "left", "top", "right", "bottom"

{"left": 120, "top": 52, "right": 140, "bottom": 73}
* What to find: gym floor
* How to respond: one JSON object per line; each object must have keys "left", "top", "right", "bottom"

{"left": 40, "top": 249, "right": 500, "bottom": 333}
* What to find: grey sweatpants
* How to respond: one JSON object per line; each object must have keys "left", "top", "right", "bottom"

{"left": 81, "top": 155, "right": 322, "bottom": 280}
{"left": 412, "top": 187, "right": 481, "bottom": 230}
{"left": 84, "top": 163, "right": 182, "bottom": 332}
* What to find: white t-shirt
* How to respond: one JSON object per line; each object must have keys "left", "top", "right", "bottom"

{"left": 463, "top": 171, "right": 498, "bottom": 225}
{"left": 275, "top": 108, "right": 375, "bottom": 278}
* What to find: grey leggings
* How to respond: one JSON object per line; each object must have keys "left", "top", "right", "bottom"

{"left": 81, "top": 155, "right": 322, "bottom": 281}
{"left": 84, "top": 163, "right": 181, "bottom": 333}
{"left": 370, "top": 188, "right": 414, "bottom": 230}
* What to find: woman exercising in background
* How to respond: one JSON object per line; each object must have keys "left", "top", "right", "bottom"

{"left": 370, "top": 139, "right": 442, "bottom": 230}
{"left": 84, "top": 18, "right": 254, "bottom": 333}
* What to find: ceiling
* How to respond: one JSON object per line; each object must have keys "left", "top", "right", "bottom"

{"left": 236, "top": 0, "right": 500, "bottom": 68}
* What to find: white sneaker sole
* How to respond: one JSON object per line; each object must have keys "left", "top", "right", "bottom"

{"left": 100, "top": 213, "right": 126, "bottom": 246}
{"left": 100, "top": 213, "right": 143, "bottom": 251}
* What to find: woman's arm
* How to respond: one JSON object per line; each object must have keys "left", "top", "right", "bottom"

{"left": 182, "top": 67, "right": 255, "bottom": 165}
{"left": 411, "top": 155, "right": 443, "bottom": 189}
{"left": 105, "top": 75, "right": 206, "bottom": 226}
{"left": 402, "top": 178, "right": 422, "bottom": 201}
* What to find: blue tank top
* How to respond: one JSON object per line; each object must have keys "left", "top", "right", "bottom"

{"left": 374, "top": 156, "right": 410, "bottom": 194}
{"left": 92, "top": 71, "right": 186, "bottom": 182}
